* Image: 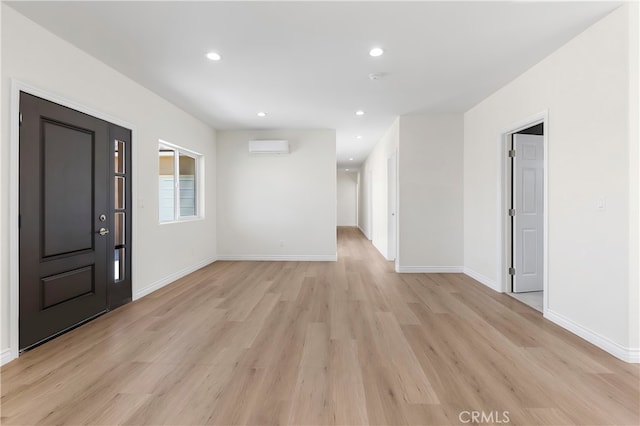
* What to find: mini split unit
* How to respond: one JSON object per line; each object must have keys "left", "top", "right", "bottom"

{"left": 248, "top": 139, "right": 290, "bottom": 154}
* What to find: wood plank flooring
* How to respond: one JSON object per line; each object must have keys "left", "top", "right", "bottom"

{"left": 1, "top": 227, "right": 639, "bottom": 425}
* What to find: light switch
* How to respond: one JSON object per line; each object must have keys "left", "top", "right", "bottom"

{"left": 596, "top": 198, "right": 606, "bottom": 211}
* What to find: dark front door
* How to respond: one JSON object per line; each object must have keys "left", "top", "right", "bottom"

{"left": 19, "top": 92, "right": 131, "bottom": 350}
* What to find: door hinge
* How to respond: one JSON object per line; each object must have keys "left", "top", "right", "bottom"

{"left": 19, "top": 112, "right": 23, "bottom": 126}
{"left": 508, "top": 149, "right": 516, "bottom": 158}
{"left": 508, "top": 209, "right": 515, "bottom": 217}
{"left": 508, "top": 267, "right": 515, "bottom": 276}
{"left": 18, "top": 214, "right": 21, "bottom": 229}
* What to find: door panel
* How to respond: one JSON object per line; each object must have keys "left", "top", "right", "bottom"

{"left": 42, "top": 121, "right": 94, "bottom": 257}
{"left": 42, "top": 266, "right": 94, "bottom": 309}
{"left": 522, "top": 168, "right": 537, "bottom": 214}
{"left": 522, "top": 229, "right": 537, "bottom": 274}
{"left": 19, "top": 92, "right": 130, "bottom": 350}
{"left": 513, "top": 134, "right": 544, "bottom": 293}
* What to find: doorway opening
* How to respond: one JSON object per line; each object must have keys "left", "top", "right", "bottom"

{"left": 366, "top": 170, "right": 373, "bottom": 240}
{"left": 501, "top": 114, "right": 548, "bottom": 313}
{"left": 387, "top": 152, "right": 397, "bottom": 264}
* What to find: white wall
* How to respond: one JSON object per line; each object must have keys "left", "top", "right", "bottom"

{"left": 360, "top": 115, "right": 463, "bottom": 269}
{"left": 1, "top": 5, "right": 217, "bottom": 359}
{"left": 627, "top": 1, "right": 639, "bottom": 353}
{"left": 398, "top": 115, "right": 464, "bottom": 272}
{"left": 337, "top": 170, "right": 357, "bottom": 226}
{"left": 0, "top": 3, "right": 5, "bottom": 362}
{"left": 216, "top": 130, "right": 336, "bottom": 260}
{"left": 357, "top": 170, "right": 371, "bottom": 239}
{"left": 358, "top": 118, "right": 399, "bottom": 258}
{"left": 464, "top": 4, "right": 638, "bottom": 360}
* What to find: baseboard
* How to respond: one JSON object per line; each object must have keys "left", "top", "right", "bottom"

{"left": 372, "top": 241, "right": 387, "bottom": 259}
{"left": 545, "top": 309, "right": 639, "bottom": 363}
{"left": 627, "top": 348, "right": 640, "bottom": 363}
{"left": 216, "top": 254, "right": 337, "bottom": 262}
{"left": 133, "top": 256, "right": 217, "bottom": 300}
{"left": 463, "top": 267, "right": 501, "bottom": 292}
{"left": 396, "top": 266, "right": 464, "bottom": 273}
{"left": 1, "top": 348, "right": 15, "bottom": 366}
{"left": 358, "top": 226, "right": 371, "bottom": 240}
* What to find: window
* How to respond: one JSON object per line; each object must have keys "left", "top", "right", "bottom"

{"left": 158, "top": 140, "right": 203, "bottom": 222}
{"left": 114, "top": 139, "right": 128, "bottom": 282}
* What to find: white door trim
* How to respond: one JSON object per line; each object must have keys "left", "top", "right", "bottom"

{"left": 5, "top": 80, "right": 137, "bottom": 365}
{"left": 497, "top": 111, "right": 549, "bottom": 314}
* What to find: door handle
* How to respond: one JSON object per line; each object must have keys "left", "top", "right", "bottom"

{"left": 97, "top": 227, "right": 110, "bottom": 236}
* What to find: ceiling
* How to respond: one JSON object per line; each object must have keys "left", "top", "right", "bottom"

{"left": 7, "top": 1, "right": 620, "bottom": 167}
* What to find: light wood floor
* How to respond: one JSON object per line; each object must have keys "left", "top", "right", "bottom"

{"left": 1, "top": 227, "right": 639, "bottom": 425}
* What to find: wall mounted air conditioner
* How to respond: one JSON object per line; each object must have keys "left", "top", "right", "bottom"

{"left": 248, "top": 139, "right": 290, "bottom": 154}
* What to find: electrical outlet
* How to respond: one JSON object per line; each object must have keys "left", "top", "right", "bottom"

{"left": 279, "top": 240, "right": 284, "bottom": 247}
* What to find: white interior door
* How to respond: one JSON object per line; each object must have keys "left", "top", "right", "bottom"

{"left": 513, "top": 134, "right": 544, "bottom": 292}
{"left": 387, "top": 153, "right": 397, "bottom": 261}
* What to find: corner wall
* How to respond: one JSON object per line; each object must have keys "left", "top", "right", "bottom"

{"left": 216, "top": 129, "right": 336, "bottom": 260}
{"left": 1, "top": 5, "right": 217, "bottom": 362}
{"left": 359, "top": 114, "right": 464, "bottom": 270}
{"left": 464, "top": 4, "right": 638, "bottom": 361}
{"left": 358, "top": 119, "right": 398, "bottom": 257}
{"left": 397, "top": 115, "right": 464, "bottom": 272}
{"left": 627, "top": 1, "right": 639, "bottom": 354}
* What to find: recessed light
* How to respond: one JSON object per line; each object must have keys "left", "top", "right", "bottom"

{"left": 257, "top": 112, "right": 267, "bottom": 117}
{"left": 206, "top": 51, "right": 222, "bottom": 61}
{"left": 355, "top": 110, "right": 365, "bottom": 116}
{"left": 345, "top": 169, "right": 350, "bottom": 171}
{"left": 356, "top": 135, "right": 362, "bottom": 139}
{"left": 349, "top": 158, "right": 354, "bottom": 161}
{"left": 369, "top": 47, "right": 384, "bottom": 57}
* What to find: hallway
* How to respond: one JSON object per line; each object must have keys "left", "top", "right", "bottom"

{"left": 1, "top": 227, "right": 638, "bottom": 425}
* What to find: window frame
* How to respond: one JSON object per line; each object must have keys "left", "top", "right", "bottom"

{"left": 158, "top": 139, "right": 204, "bottom": 224}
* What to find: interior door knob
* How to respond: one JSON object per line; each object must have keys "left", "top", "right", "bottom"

{"left": 97, "top": 227, "right": 109, "bottom": 236}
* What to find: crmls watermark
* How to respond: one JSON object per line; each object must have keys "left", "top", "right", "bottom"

{"left": 458, "top": 410, "right": 510, "bottom": 424}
